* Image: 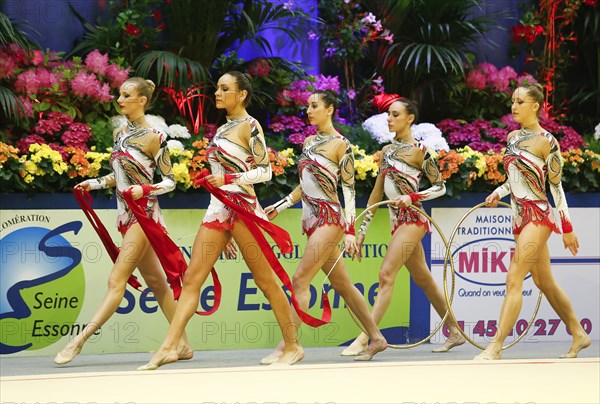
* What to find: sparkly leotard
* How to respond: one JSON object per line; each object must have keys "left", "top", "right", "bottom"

{"left": 296, "top": 133, "right": 356, "bottom": 236}
{"left": 493, "top": 130, "right": 572, "bottom": 235}
{"left": 359, "top": 140, "right": 445, "bottom": 236}
{"left": 202, "top": 116, "right": 271, "bottom": 230}
{"left": 89, "top": 121, "right": 175, "bottom": 235}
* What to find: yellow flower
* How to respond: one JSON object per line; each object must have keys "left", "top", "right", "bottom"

{"left": 172, "top": 162, "right": 191, "bottom": 189}
{"left": 458, "top": 146, "right": 486, "bottom": 177}
{"left": 279, "top": 148, "right": 296, "bottom": 166}
{"left": 354, "top": 155, "right": 379, "bottom": 180}
{"left": 24, "top": 160, "right": 44, "bottom": 176}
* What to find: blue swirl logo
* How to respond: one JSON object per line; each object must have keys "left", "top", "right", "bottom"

{"left": 0, "top": 222, "right": 85, "bottom": 354}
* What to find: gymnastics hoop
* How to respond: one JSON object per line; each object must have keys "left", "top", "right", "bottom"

{"left": 323, "top": 200, "right": 456, "bottom": 349}
{"left": 442, "top": 201, "right": 543, "bottom": 351}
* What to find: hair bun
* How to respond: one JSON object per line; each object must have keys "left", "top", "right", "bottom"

{"left": 242, "top": 73, "right": 253, "bottom": 83}
{"left": 145, "top": 79, "right": 156, "bottom": 92}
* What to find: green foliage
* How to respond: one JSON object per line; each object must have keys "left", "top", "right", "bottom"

{"left": 89, "top": 119, "right": 114, "bottom": 152}
{"left": 0, "top": 11, "right": 38, "bottom": 124}
{"left": 366, "top": 0, "right": 499, "bottom": 121}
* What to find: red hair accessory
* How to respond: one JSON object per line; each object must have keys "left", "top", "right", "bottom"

{"left": 373, "top": 93, "right": 402, "bottom": 113}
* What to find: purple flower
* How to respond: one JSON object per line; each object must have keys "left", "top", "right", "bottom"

{"left": 486, "top": 127, "right": 508, "bottom": 143}
{"left": 436, "top": 119, "right": 463, "bottom": 133}
{"left": 470, "top": 141, "right": 502, "bottom": 153}
{"left": 472, "top": 119, "right": 492, "bottom": 131}
{"left": 288, "top": 132, "right": 307, "bottom": 145}
{"left": 447, "top": 125, "right": 481, "bottom": 146}
{"left": 314, "top": 74, "right": 340, "bottom": 93}
{"left": 499, "top": 114, "right": 520, "bottom": 131}
{"left": 361, "top": 12, "right": 377, "bottom": 24}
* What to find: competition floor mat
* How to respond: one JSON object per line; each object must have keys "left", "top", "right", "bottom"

{"left": 1, "top": 342, "right": 599, "bottom": 404}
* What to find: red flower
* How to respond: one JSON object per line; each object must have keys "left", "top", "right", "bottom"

{"left": 247, "top": 58, "right": 271, "bottom": 78}
{"left": 510, "top": 24, "right": 524, "bottom": 44}
{"left": 153, "top": 10, "right": 163, "bottom": 21}
{"left": 583, "top": 0, "right": 597, "bottom": 6}
{"left": 125, "top": 23, "right": 140, "bottom": 36}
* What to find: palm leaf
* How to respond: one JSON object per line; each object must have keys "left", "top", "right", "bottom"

{"left": 0, "top": 12, "right": 37, "bottom": 49}
{"left": 0, "top": 86, "right": 25, "bottom": 124}
{"left": 133, "top": 51, "right": 211, "bottom": 90}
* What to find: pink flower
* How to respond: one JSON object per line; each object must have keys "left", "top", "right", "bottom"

{"left": 470, "top": 141, "right": 503, "bottom": 153}
{"left": 105, "top": 64, "right": 130, "bottom": 88}
{"left": 517, "top": 74, "right": 537, "bottom": 86}
{"left": 487, "top": 70, "right": 510, "bottom": 92}
{"left": 486, "top": 127, "right": 508, "bottom": 143}
{"left": 96, "top": 82, "right": 113, "bottom": 103}
{"left": 447, "top": 124, "right": 481, "bottom": 146}
{"left": 31, "top": 50, "right": 44, "bottom": 66}
{"left": 71, "top": 71, "right": 112, "bottom": 101}
{"left": 288, "top": 132, "right": 307, "bottom": 145}
{"left": 465, "top": 68, "right": 486, "bottom": 90}
{"left": 35, "top": 68, "right": 61, "bottom": 89}
{"left": 18, "top": 95, "right": 34, "bottom": 117}
{"left": 202, "top": 123, "right": 217, "bottom": 140}
{"left": 48, "top": 143, "right": 69, "bottom": 161}
{"left": 17, "top": 134, "right": 46, "bottom": 154}
{"left": 62, "top": 122, "right": 92, "bottom": 149}
{"left": 499, "top": 114, "right": 520, "bottom": 131}
{"left": 85, "top": 49, "right": 109, "bottom": 76}
{"left": 478, "top": 62, "right": 497, "bottom": 76}
{"left": 14, "top": 70, "right": 42, "bottom": 94}
{"left": 34, "top": 112, "right": 73, "bottom": 137}
{"left": 7, "top": 43, "right": 26, "bottom": 63}
{"left": 436, "top": 119, "right": 462, "bottom": 133}
{"left": 275, "top": 89, "right": 292, "bottom": 107}
{"left": 498, "top": 66, "right": 517, "bottom": 81}
{"left": 0, "top": 50, "right": 18, "bottom": 79}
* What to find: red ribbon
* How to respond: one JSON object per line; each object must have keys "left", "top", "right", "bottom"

{"left": 122, "top": 188, "right": 221, "bottom": 315}
{"left": 195, "top": 170, "right": 331, "bottom": 327}
{"left": 74, "top": 187, "right": 221, "bottom": 316}
{"left": 73, "top": 188, "right": 144, "bottom": 292}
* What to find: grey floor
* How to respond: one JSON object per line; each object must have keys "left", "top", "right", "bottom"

{"left": 2, "top": 340, "right": 598, "bottom": 377}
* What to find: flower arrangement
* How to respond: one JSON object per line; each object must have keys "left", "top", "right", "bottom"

{"left": 448, "top": 62, "right": 538, "bottom": 121}
{"left": 1, "top": 46, "right": 129, "bottom": 154}
{"left": 1, "top": 140, "right": 598, "bottom": 197}
{"left": 436, "top": 113, "right": 585, "bottom": 153}
{"left": 269, "top": 74, "right": 341, "bottom": 147}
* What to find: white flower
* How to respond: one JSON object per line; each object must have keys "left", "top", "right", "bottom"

{"left": 595, "top": 123, "right": 600, "bottom": 140}
{"left": 145, "top": 115, "right": 168, "bottom": 133}
{"left": 110, "top": 115, "right": 126, "bottom": 129}
{"left": 411, "top": 123, "right": 449, "bottom": 152}
{"left": 167, "top": 124, "right": 191, "bottom": 139}
{"left": 109, "top": 114, "right": 169, "bottom": 134}
{"left": 167, "top": 139, "right": 185, "bottom": 152}
{"left": 362, "top": 113, "right": 395, "bottom": 144}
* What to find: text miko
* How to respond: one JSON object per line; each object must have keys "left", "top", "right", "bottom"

{"left": 458, "top": 247, "right": 515, "bottom": 273}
